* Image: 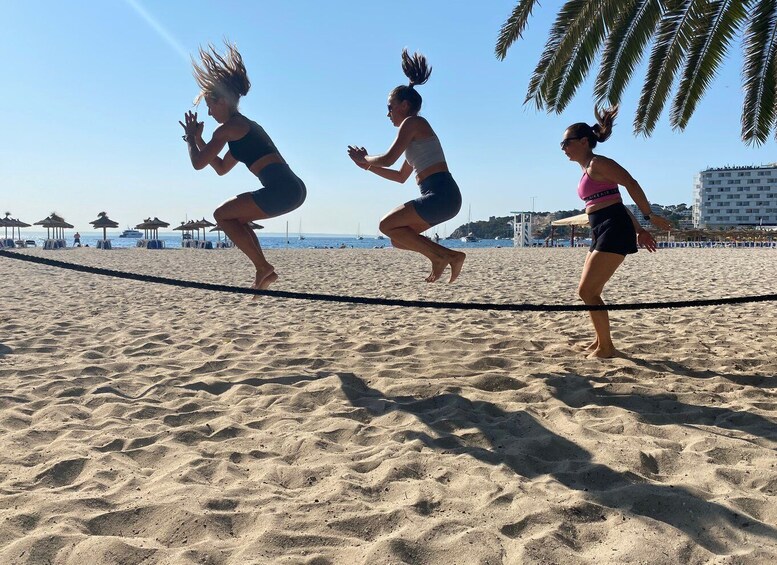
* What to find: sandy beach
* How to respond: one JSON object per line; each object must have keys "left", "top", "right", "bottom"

{"left": 0, "top": 246, "right": 775, "bottom": 564}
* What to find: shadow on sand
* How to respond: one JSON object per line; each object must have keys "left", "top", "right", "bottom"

{"left": 337, "top": 372, "right": 777, "bottom": 554}
{"left": 544, "top": 373, "right": 777, "bottom": 443}
{"left": 0, "top": 343, "right": 11, "bottom": 357}
{"left": 623, "top": 357, "right": 776, "bottom": 389}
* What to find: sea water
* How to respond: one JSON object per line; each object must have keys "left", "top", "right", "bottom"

{"left": 8, "top": 231, "right": 546, "bottom": 250}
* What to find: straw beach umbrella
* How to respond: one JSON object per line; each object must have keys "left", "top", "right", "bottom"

{"left": 0, "top": 214, "right": 11, "bottom": 247}
{"left": 1, "top": 212, "right": 10, "bottom": 239}
{"left": 90, "top": 212, "right": 119, "bottom": 249}
{"left": 35, "top": 213, "right": 74, "bottom": 248}
{"left": 173, "top": 221, "right": 197, "bottom": 245}
{"left": 8, "top": 217, "right": 31, "bottom": 244}
{"left": 135, "top": 217, "right": 170, "bottom": 240}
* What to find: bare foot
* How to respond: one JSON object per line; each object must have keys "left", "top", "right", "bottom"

{"left": 251, "top": 267, "right": 278, "bottom": 299}
{"left": 448, "top": 251, "right": 466, "bottom": 283}
{"left": 426, "top": 258, "right": 448, "bottom": 283}
{"left": 587, "top": 346, "right": 621, "bottom": 359}
{"left": 258, "top": 271, "right": 278, "bottom": 290}
{"left": 426, "top": 251, "right": 466, "bottom": 283}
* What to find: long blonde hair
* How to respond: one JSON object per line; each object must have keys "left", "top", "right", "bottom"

{"left": 192, "top": 41, "right": 250, "bottom": 106}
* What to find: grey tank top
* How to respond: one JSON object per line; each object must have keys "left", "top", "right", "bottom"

{"left": 405, "top": 135, "right": 446, "bottom": 173}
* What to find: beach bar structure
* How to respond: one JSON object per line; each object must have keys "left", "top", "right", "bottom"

{"left": 550, "top": 213, "right": 590, "bottom": 247}
{"left": 90, "top": 212, "right": 119, "bottom": 249}
{"left": 35, "top": 213, "right": 74, "bottom": 249}
{"left": 135, "top": 217, "right": 169, "bottom": 249}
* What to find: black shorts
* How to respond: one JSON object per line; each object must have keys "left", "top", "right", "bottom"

{"left": 251, "top": 163, "right": 307, "bottom": 217}
{"left": 588, "top": 203, "right": 638, "bottom": 255}
{"left": 407, "top": 172, "right": 462, "bottom": 227}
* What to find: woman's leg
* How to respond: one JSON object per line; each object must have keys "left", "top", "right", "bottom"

{"left": 577, "top": 250, "right": 625, "bottom": 358}
{"left": 213, "top": 193, "right": 277, "bottom": 289}
{"left": 379, "top": 204, "right": 466, "bottom": 283}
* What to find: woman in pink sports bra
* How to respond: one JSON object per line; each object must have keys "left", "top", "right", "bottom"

{"left": 561, "top": 106, "right": 672, "bottom": 359}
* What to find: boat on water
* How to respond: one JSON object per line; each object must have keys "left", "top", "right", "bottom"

{"left": 460, "top": 205, "right": 480, "bottom": 242}
{"left": 119, "top": 228, "right": 143, "bottom": 238}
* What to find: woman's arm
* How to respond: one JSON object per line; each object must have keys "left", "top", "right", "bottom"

{"left": 196, "top": 135, "right": 239, "bottom": 176}
{"left": 625, "top": 207, "right": 659, "bottom": 252}
{"left": 180, "top": 111, "right": 241, "bottom": 172}
{"left": 348, "top": 146, "right": 413, "bottom": 183}
{"left": 363, "top": 160, "right": 414, "bottom": 183}
{"left": 363, "top": 117, "right": 419, "bottom": 168}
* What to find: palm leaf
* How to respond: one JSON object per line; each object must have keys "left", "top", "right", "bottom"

{"left": 671, "top": 0, "right": 750, "bottom": 129}
{"left": 634, "top": 0, "right": 700, "bottom": 136}
{"left": 550, "top": 6, "right": 613, "bottom": 110}
{"left": 495, "top": 0, "right": 544, "bottom": 60}
{"left": 742, "top": 0, "right": 777, "bottom": 144}
{"left": 595, "top": 0, "right": 663, "bottom": 105}
{"left": 527, "top": 0, "right": 616, "bottom": 110}
{"left": 525, "top": 0, "right": 591, "bottom": 109}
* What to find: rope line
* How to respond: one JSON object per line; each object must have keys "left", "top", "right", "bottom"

{"left": 2, "top": 248, "right": 776, "bottom": 312}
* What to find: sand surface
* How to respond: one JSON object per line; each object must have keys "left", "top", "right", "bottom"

{"left": 1, "top": 246, "right": 776, "bottom": 564}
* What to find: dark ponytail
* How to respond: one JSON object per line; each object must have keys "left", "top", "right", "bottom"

{"left": 566, "top": 105, "right": 619, "bottom": 148}
{"left": 390, "top": 48, "right": 432, "bottom": 114}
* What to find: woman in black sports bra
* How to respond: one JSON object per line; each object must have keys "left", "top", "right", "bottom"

{"left": 180, "top": 42, "right": 306, "bottom": 290}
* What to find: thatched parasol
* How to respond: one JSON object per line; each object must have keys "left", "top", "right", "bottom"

{"left": 135, "top": 217, "right": 170, "bottom": 240}
{"left": 90, "top": 212, "right": 119, "bottom": 243}
{"left": 2, "top": 212, "right": 31, "bottom": 242}
{"left": 35, "top": 213, "right": 74, "bottom": 241}
{"left": 173, "top": 220, "right": 197, "bottom": 243}
{"left": 9, "top": 217, "right": 31, "bottom": 243}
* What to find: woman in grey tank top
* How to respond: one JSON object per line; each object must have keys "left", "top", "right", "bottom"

{"left": 347, "top": 49, "right": 465, "bottom": 283}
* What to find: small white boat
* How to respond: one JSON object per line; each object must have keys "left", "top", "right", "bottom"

{"left": 119, "top": 228, "right": 143, "bottom": 238}
{"left": 460, "top": 205, "right": 479, "bottom": 242}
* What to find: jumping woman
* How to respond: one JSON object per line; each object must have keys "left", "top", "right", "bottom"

{"left": 180, "top": 42, "right": 306, "bottom": 290}
{"left": 561, "top": 106, "right": 672, "bottom": 358}
{"left": 347, "top": 49, "right": 465, "bottom": 283}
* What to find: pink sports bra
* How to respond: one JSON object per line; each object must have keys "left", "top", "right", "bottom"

{"left": 578, "top": 168, "right": 621, "bottom": 208}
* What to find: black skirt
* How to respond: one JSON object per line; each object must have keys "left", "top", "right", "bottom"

{"left": 588, "top": 203, "right": 638, "bottom": 256}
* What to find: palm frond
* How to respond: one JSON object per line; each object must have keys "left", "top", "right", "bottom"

{"left": 742, "top": 0, "right": 777, "bottom": 144}
{"left": 524, "top": 0, "right": 589, "bottom": 109}
{"left": 551, "top": 7, "right": 613, "bottom": 110}
{"left": 527, "top": 0, "right": 615, "bottom": 110}
{"left": 594, "top": 0, "right": 663, "bottom": 105}
{"left": 495, "top": 0, "right": 543, "bottom": 60}
{"left": 671, "top": 0, "right": 749, "bottom": 130}
{"left": 634, "top": 0, "right": 698, "bottom": 136}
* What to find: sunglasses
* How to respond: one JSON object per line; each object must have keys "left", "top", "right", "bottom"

{"left": 560, "top": 136, "right": 585, "bottom": 149}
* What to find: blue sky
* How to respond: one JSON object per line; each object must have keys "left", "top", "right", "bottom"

{"left": 2, "top": 1, "right": 774, "bottom": 235}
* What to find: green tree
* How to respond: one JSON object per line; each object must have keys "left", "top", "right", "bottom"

{"left": 496, "top": 1, "right": 777, "bottom": 145}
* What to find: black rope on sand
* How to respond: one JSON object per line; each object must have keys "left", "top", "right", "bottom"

{"left": 1, "top": 248, "right": 776, "bottom": 312}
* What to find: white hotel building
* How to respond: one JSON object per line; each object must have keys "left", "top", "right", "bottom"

{"left": 693, "top": 164, "right": 777, "bottom": 228}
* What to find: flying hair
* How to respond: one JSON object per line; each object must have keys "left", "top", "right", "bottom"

{"left": 401, "top": 48, "right": 432, "bottom": 87}
{"left": 192, "top": 41, "right": 250, "bottom": 105}
{"left": 592, "top": 105, "right": 618, "bottom": 142}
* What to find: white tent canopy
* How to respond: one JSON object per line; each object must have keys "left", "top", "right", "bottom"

{"left": 551, "top": 213, "right": 589, "bottom": 227}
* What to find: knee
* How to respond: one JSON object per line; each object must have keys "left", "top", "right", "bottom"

{"left": 378, "top": 219, "right": 394, "bottom": 236}
{"left": 577, "top": 284, "right": 600, "bottom": 303}
{"left": 213, "top": 206, "right": 227, "bottom": 224}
